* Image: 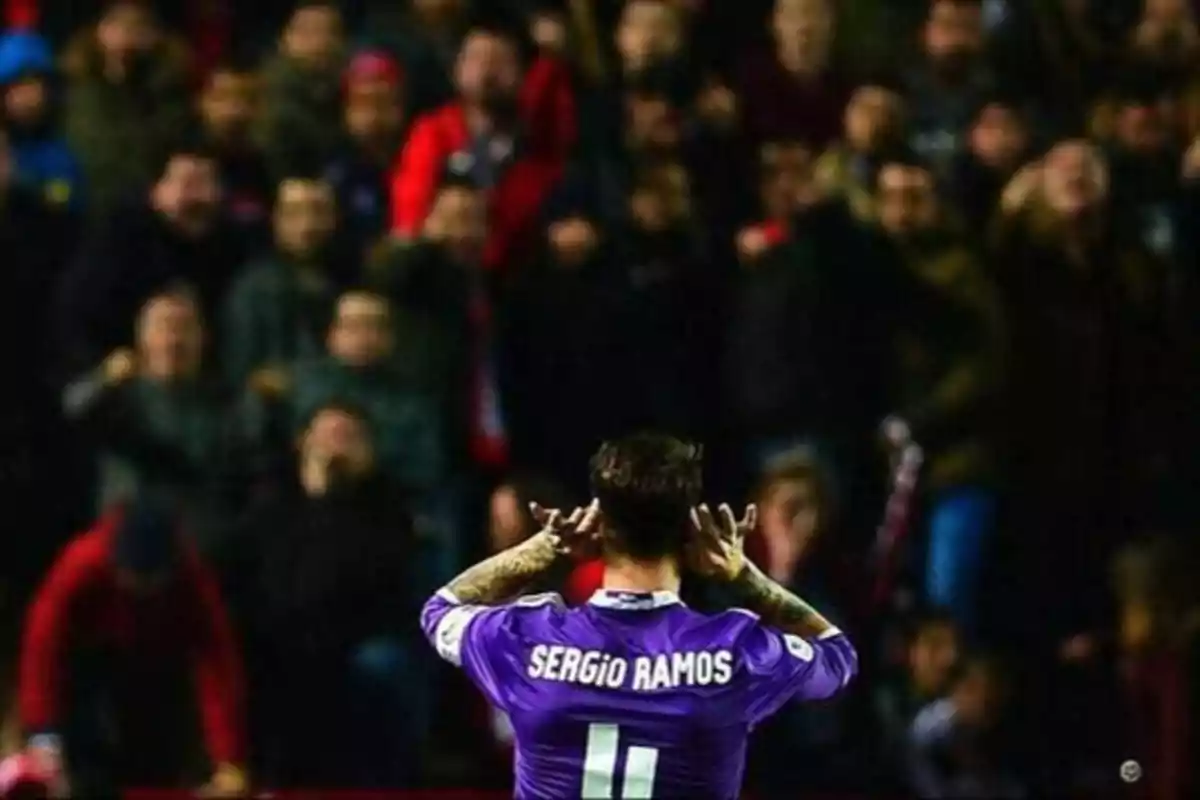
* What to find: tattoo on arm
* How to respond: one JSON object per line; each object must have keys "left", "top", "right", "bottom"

{"left": 444, "top": 533, "right": 560, "bottom": 606}
{"left": 732, "top": 561, "right": 837, "bottom": 639}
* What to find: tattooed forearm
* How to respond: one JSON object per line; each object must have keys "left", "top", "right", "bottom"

{"left": 444, "top": 532, "right": 560, "bottom": 605}
{"left": 732, "top": 561, "right": 837, "bottom": 639}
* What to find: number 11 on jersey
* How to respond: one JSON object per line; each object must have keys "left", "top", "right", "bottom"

{"left": 581, "top": 723, "right": 659, "bottom": 798}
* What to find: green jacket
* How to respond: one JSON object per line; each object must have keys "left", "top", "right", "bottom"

{"left": 256, "top": 54, "right": 344, "bottom": 178}
{"left": 60, "top": 34, "right": 191, "bottom": 221}
{"left": 221, "top": 255, "right": 337, "bottom": 391}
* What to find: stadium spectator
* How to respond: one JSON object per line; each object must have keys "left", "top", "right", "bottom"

{"left": 59, "top": 0, "right": 191, "bottom": 222}
{"left": 949, "top": 93, "right": 1031, "bottom": 234}
{"left": 197, "top": 58, "right": 272, "bottom": 253}
{"left": 246, "top": 289, "right": 445, "bottom": 496}
{"left": 230, "top": 401, "right": 424, "bottom": 788}
{"left": 814, "top": 79, "right": 908, "bottom": 222}
{"left": 875, "top": 158, "right": 1002, "bottom": 632}
{"left": 0, "top": 30, "right": 83, "bottom": 212}
{"left": 389, "top": 22, "right": 575, "bottom": 271}
{"left": 222, "top": 175, "right": 342, "bottom": 393}
{"left": 54, "top": 142, "right": 239, "bottom": 378}
{"left": 874, "top": 610, "right": 963, "bottom": 784}
{"left": 737, "top": 0, "right": 847, "bottom": 148}
{"left": 255, "top": 0, "right": 345, "bottom": 179}
{"left": 18, "top": 491, "right": 246, "bottom": 796}
{"left": 905, "top": 0, "right": 995, "bottom": 179}
{"left": 61, "top": 290, "right": 248, "bottom": 555}
{"left": 906, "top": 655, "right": 1023, "bottom": 799}
{"left": 991, "top": 139, "right": 1174, "bottom": 644}
{"left": 327, "top": 50, "right": 406, "bottom": 262}
{"left": 368, "top": 180, "right": 484, "bottom": 467}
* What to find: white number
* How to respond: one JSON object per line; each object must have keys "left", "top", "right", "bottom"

{"left": 581, "top": 723, "right": 659, "bottom": 799}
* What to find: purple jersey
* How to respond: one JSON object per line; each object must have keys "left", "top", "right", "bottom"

{"left": 421, "top": 587, "right": 858, "bottom": 798}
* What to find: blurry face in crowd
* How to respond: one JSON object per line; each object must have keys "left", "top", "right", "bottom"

{"left": 489, "top": 485, "right": 529, "bottom": 552}
{"left": 428, "top": 184, "right": 487, "bottom": 263}
{"left": 152, "top": 154, "right": 222, "bottom": 238}
{"left": 97, "top": 3, "right": 159, "bottom": 68}
{"left": 908, "top": 621, "right": 960, "bottom": 697}
{"left": 136, "top": 293, "right": 204, "bottom": 380}
{"left": 1041, "top": 140, "right": 1106, "bottom": 219}
{"left": 760, "top": 476, "right": 822, "bottom": 556}
{"left": 760, "top": 141, "right": 816, "bottom": 219}
{"left": 844, "top": 85, "right": 903, "bottom": 153}
{"left": 455, "top": 31, "right": 521, "bottom": 113}
{"left": 877, "top": 163, "right": 938, "bottom": 238}
{"left": 282, "top": 4, "right": 344, "bottom": 70}
{"left": 4, "top": 76, "right": 49, "bottom": 129}
{"left": 1114, "top": 101, "right": 1169, "bottom": 156}
{"left": 969, "top": 102, "right": 1028, "bottom": 171}
{"left": 626, "top": 92, "right": 681, "bottom": 153}
{"left": 773, "top": 0, "right": 833, "bottom": 71}
{"left": 300, "top": 407, "right": 374, "bottom": 487}
{"left": 345, "top": 78, "right": 403, "bottom": 147}
{"left": 617, "top": 1, "right": 683, "bottom": 72}
{"left": 200, "top": 69, "right": 259, "bottom": 144}
{"left": 630, "top": 163, "right": 691, "bottom": 231}
{"left": 924, "top": 0, "right": 984, "bottom": 72}
{"left": 274, "top": 178, "right": 336, "bottom": 260}
{"left": 328, "top": 292, "right": 392, "bottom": 367}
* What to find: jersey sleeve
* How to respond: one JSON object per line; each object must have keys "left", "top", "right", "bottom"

{"left": 420, "top": 588, "right": 563, "bottom": 711}
{"left": 738, "top": 620, "right": 858, "bottom": 726}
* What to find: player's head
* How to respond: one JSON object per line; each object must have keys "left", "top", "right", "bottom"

{"left": 589, "top": 432, "right": 702, "bottom": 563}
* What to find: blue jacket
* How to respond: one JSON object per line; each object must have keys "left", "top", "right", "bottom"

{"left": 0, "top": 31, "right": 84, "bottom": 211}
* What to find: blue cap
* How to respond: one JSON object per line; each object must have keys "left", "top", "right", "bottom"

{"left": 113, "top": 491, "right": 179, "bottom": 576}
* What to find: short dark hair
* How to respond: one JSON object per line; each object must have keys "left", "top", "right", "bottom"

{"left": 153, "top": 138, "right": 217, "bottom": 181}
{"left": 299, "top": 397, "right": 375, "bottom": 437}
{"left": 589, "top": 432, "right": 703, "bottom": 561}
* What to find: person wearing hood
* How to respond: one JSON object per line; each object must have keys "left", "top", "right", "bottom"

{"left": 0, "top": 30, "right": 83, "bottom": 212}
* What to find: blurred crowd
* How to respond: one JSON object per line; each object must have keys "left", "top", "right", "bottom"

{"left": 0, "top": 0, "right": 1198, "bottom": 796}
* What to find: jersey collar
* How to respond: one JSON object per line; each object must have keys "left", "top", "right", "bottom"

{"left": 588, "top": 589, "right": 683, "bottom": 610}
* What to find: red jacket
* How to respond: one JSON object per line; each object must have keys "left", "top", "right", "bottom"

{"left": 390, "top": 55, "right": 575, "bottom": 271}
{"left": 18, "top": 514, "right": 246, "bottom": 766}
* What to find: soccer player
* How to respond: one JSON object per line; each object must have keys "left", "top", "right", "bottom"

{"left": 421, "top": 433, "right": 858, "bottom": 798}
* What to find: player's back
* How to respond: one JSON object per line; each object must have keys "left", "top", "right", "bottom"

{"left": 422, "top": 588, "right": 857, "bottom": 799}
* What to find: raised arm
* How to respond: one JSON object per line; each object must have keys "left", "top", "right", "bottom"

{"left": 441, "top": 503, "right": 599, "bottom": 605}
{"left": 730, "top": 560, "right": 838, "bottom": 640}
{"left": 442, "top": 529, "right": 560, "bottom": 605}
{"left": 690, "top": 503, "right": 838, "bottom": 639}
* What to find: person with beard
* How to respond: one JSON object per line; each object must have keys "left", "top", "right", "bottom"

{"left": 0, "top": 30, "right": 83, "bottom": 213}
{"left": 390, "top": 22, "right": 575, "bottom": 272}
{"left": 59, "top": 0, "right": 191, "bottom": 224}
{"left": 326, "top": 50, "right": 407, "bottom": 263}
{"left": 905, "top": 0, "right": 996, "bottom": 181}
{"left": 948, "top": 93, "right": 1031, "bottom": 235}
{"left": 245, "top": 289, "right": 445, "bottom": 498}
{"left": 54, "top": 143, "right": 240, "bottom": 379}
{"left": 814, "top": 78, "right": 909, "bottom": 223}
{"left": 197, "top": 58, "right": 273, "bottom": 256}
{"left": 255, "top": 0, "right": 346, "bottom": 180}
{"left": 18, "top": 490, "right": 247, "bottom": 797}
{"left": 875, "top": 157, "right": 1002, "bottom": 635}
{"left": 221, "top": 175, "right": 343, "bottom": 393}
{"left": 232, "top": 401, "right": 425, "bottom": 787}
